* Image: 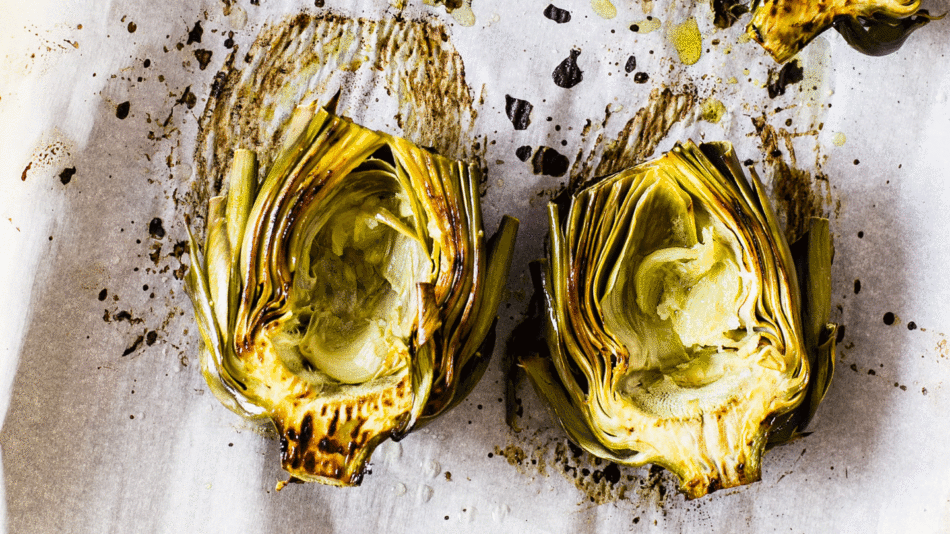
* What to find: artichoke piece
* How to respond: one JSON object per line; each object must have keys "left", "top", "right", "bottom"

{"left": 748, "top": 0, "right": 939, "bottom": 63}
{"left": 185, "top": 103, "right": 518, "bottom": 488}
{"left": 524, "top": 141, "right": 836, "bottom": 499}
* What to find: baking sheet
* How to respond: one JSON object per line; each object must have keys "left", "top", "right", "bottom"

{"left": 2, "top": 0, "right": 950, "bottom": 532}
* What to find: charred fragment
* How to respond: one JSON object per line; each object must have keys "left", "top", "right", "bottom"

{"left": 767, "top": 59, "right": 804, "bottom": 99}
{"left": 505, "top": 95, "right": 534, "bottom": 130}
{"left": 543, "top": 4, "right": 572, "bottom": 23}
{"left": 552, "top": 49, "right": 583, "bottom": 89}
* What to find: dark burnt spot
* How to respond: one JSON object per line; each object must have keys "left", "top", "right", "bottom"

{"left": 505, "top": 95, "right": 533, "bottom": 130}
{"left": 317, "top": 437, "right": 348, "bottom": 455}
{"left": 98, "top": 289, "right": 108, "bottom": 301}
{"left": 121, "top": 335, "right": 144, "bottom": 356}
{"left": 767, "top": 59, "right": 804, "bottom": 99}
{"left": 854, "top": 279, "right": 861, "bottom": 294}
{"left": 145, "top": 331, "right": 158, "bottom": 346}
{"left": 567, "top": 441, "right": 584, "bottom": 458}
{"left": 149, "top": 217, "right": 166, "bottom": 238}
{"left": 21, "top": 161, "right": 32, "bottom": 181}
{"left": 287, "top": 427, "right": 297, "bottom": 441}
{"left": 624, "top": 55, "right": 636, "bottom": 73}
{"left": 304, "top": 452, "right": 317, "bottom": 473}
{"left": 178, "top": 86, "right": 197, "bottom": 109}
{"left": 194, "top": 49, "right": 213, "bottom": 71}
{"left": 116, "top": 101, "right": 130, "bottom": 120}
{"left": 633, "top": 72, "right": 649, "bottom": 84}
{"left": 836, "top": 323, "right": 845, "bottom": 342}
{"left": 868, "top": 369, "right": 876, "bottom": 375}
{"left": 515, "top": 145, "right": 532, "bottom": 161}
{"left": 883, "top": 312, "right": 896, "bottom": 325}
{"left": 543, "top": 4, "right": 571, "bottom": 23}
{"left": 59, "top": 167, "right": 76, "bottom": 185}
{"left": 210, "top": 71, "right": 228, "bottom": 99}
{"left": 127, "top": 21, "right": 137, "bottom": 33}
{"left": 187, "top": 21, "right": 203, "bottom": 44}
{"left": 531, "top": 146, "right": 569, "bottom": 177}
{"left": 602, "top": 462, "right": 621, "bottom": 484}
{"left": 552, "top": 49, "right": 583, "bottom": 89}
{"left": 298, "top": 415, "right": 313, "bottom": 451}
{"left": 315, "top": 0, "right": 325, "bottom": 6}
{"left": 907, "top": 321, "right": 917, "bottom": 330}
{"left": 143, "top": 58, "right": 151, "bottom": 68}
{"left": 629, "top": 24, "right": 639, "bottom": 31}
{"left": 850, "top": 363, "right": 858, "bottom": 372}
{"left": 328, "top": 409, "right": 339, "bottom": 436}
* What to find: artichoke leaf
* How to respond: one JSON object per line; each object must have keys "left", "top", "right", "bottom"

{"left": 748, "top": 0, "right": 937, "bottom": 63}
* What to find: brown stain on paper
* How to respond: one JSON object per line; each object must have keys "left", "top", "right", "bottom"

{"left": 194, "top": 13, "right": 477, "bottom": 208}
{"left": 752, "top": 114, "right": 834, "bottom": 243}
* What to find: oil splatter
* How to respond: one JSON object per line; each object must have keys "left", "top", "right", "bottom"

{"left": 552, "top": 49, "right": 583, "bottom": 89}
{"left": 883, "top": 312, "right": 896, "bottom": 326}
{"left": 543, "top": 4, "right": 571, "bottom": 23}
{"left": 194, "top": 49, "right": 213, "bottom": 70}
{"left": 630, "top": 17, "right": 661, "bottom": 33}
{"left": 752, "top": 115, "right": 833, "bottom": 243}
{"left": 149, "top": 218, "right": 166, "bottom": 239}
{"left": 121, "top": 335, "right": 144, "bottom": 357}
{"left": 624, "top": 55, "right": 636, "bottom": 73}
{"left": 58, "top": 167, "right": 76, "bottom": 185}
{"left": 187, "top": 21, "right": 204, "bottom": 44}
{"left": 667, "top": 18, "right": 702, "bottom": 65}
{"left": 767, "top": 60, "right": 804, "bottom": 99}
{"left": 21, "top": 162, "right": 32, "bottom": 181}
{"left": 587, "top": 87, "right": 697, "bottom": 180}
{"left": 590, "top": 0, "right": 617, "bottom": 20}
{"left": 832, "top": 132, "right": 847, "bottom": 146}
{"left": 854, "top": 279, "right": 861, "bottom": 294}
{"left": 127, "top": 21, "right": 137, "bottom": 33}
{"left": 116, "top": 101, "right": 130, "bottom": 119}
{"left": 505, "top": 95, "right": 533, "bottom": 130}
{"left": 196, "top": 14, "right": 478, "bottom": 209}
{"left": 532, "top": 147, "right": 570, "bottom": 177}
{"left": 701, "top": 97, "right": 725, "bottom": 123}
{"left": 633, "top": 72, "right": 649, "bottom": 83}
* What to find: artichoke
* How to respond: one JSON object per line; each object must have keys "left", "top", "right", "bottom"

{"left": 523, "top": 141, "right": 836, "bottom": 499}
{"left": 185, "top": 103, "right": 518, "bottom": 488}
{"left": 748, "top": 0, "right": 939, "bottom": 63}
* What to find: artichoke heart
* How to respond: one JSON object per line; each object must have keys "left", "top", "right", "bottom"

{"left": 748, "top": 0, "right": 938, "bottom": 63}
{"left": 524, "top": 141, "right": 836, "bottom": 499}
{"left": 185, "top": 103, "right": 518, "bottom": 488}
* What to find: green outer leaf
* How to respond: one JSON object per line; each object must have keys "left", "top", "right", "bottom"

{"left": 769, "top": 217, "right": 837, "bottom": 445}
{"left": 205, "top": 197, "right": 231, "bottom": 336}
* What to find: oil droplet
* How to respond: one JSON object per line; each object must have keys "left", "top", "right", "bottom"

{"left": 832, "top": 132, "right": 847, "bottom": 146}
{"left": 451, "top": 3, "right": 476, "bottom": 26}
{"left": 416, "top": 484, "right": 434, "bottom": 504}
{"left": 378, "top": 440, "right": 402, "bottom": 466}
{"left": 393, "top": 482, "right": 407, "bottom": 496}
{"left": 738, "top": 31, "right": 752, "bottom": 43}
{"left": 228, "top": 5, "right": 248, "bottom": 29}
{"left": 668, "top": 18, "right": 702, "bottom": 65}
{"left": 591, "top": 0, "right": 617, "bottom": 19}
{"left": 631, "top": 17, "right": 662, "bottom": 33}
{"left": 491, "top": 504, "right": 511, "bottom": 522}
{"left": 423, "top": 459, "right": 441, "bottom": 479}
{"left": 743, "top": 68, "right": 750, "bottom": 76}
{"left": 701, "top": 98, "right": 726, "bottom": 123}
{"left": 727, "top": 76, "right": 738, "bottom": 84}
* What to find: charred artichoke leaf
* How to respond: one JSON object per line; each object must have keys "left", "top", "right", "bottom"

{"left": 185, "top": 103, "right": 518, "bottom": 488}
{"left": 527, "top": 141, "right": 836, "bottom": 499}
{"left": 748, "top": 0, "right": 939, "bottom": 63}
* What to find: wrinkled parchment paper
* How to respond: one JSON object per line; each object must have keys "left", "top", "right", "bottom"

{"left": 3, "top": 0, "right": 950, "bottom": 532}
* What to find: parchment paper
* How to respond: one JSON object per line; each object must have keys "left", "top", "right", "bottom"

{"left": 2, "top": 0, "right": 950, "bottom": 532}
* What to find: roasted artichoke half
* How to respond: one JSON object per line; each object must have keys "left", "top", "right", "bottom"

{"left": 185, "top": 103, "right": 518, "bottom": 488}
{"left": 748, "top": 0, "right": 939, "bottom": 63}
{"left": 523, "top": 141, "right": 836, "bottom": 499}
